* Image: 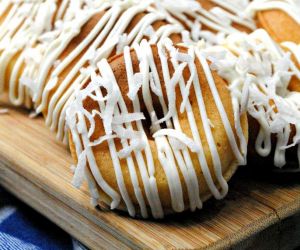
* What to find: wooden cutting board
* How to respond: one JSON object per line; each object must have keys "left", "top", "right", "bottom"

{"left": 0, "top": 103, "right": 299, "bottom": 250}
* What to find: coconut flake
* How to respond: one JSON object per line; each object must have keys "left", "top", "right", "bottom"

{"left": 19, "top": 76, "right": 35, "bottom": 92}
{"left": 113, "top": 125, "right": 142, "bottom": 139}
{"left": 149, "top": 72, "right": 163, "bottom": 97}
{"left": 168, "top": 137, "right": 186, "bottom": 151}
{"left": 210, "top": 7, "right": 232, "bottom": 26}
{"left": 112, "top": 113, "right": 145, "bottom": 124}
{"left": 240, "top": 74, "right": 253, "bottom": 113}
{"left": 127, "top": 72, "right": 143, "bottom": 100}
{"left": 29, "top": 111, "right": 40, "bottom": 119}
{"left": 172, "top": 51, "right": 193, "bottom": 63}
{"left": 156, "top": 62, "right": 187, "bottom": 124}
{"left": 117, "top": 137, "right": 146, "bottom": 159}
{"left": 101, "top": 84, "right": 120, "bottom": 134}
{"left": 116, "top": 33, "right": 128, "bottom": 55}
{"left": 89, "top": 134, "right": 117, "bottom": 147}
{"left": 191, "top": 21, "right": 201, "bottom": 41}
{"left": 144, "top": 25, "right": 158, "bottom": 43}
{"left": 153, "top": 128, "right": 200, "bottom": 153}
{"left": 72, "top": 150, "right": 87, "bottom": 188}
{"left": 45, "top": 76, "right": 58, "bottom": 91}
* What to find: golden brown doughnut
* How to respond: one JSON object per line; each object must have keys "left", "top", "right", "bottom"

{"left": 67, "top": 41, "right": 248, "bottom": 218}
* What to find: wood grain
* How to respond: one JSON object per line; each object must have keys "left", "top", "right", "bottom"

{"left": 0, "top": 103, "right": 299, "bottom": 249}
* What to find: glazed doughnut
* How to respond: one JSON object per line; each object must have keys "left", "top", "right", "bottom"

{"left": 242, "top": 0, "right": 300, "bottom": 167}
{"left": 66, "top": 39, "right": 248, "bottom": 218}
{"left": 205, "top": 29, "right": 300, "bottom": 169}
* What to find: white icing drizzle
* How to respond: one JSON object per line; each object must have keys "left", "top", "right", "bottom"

{"left": 0, "top": 0, "right": 110, "bottom": 210}
{"left": 281, "top": 41, "right": 300, "bottom": 169}
{"left": 30, "top": 0, "right": 193, "bottom": 142}
{"left": 156, "top": 0, "right": 255, "bottom": 40}
{"left": 205, "top": 29, "right": 300, "bottom": 169}
{"left": 245, "top": 0, "right": 300, "bottom": 24}
{"left": 0, "top": 0, "right": 258, "bottom": 145}
{"left": 0, "top": 0, "right": 59, "bottom": 107}
{"left": 66, "top": 39, "right": 245, "bottom": 218}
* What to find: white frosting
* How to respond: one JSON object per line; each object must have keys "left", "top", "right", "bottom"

{"left": 43, "top": 0, "right": 256, "bottom": 142}
{"left": 205, "top": 29, "right": 300, "bottom": 169}
{"left": 156, "top": 0, "right": 255, "bottom": 39}
{"left": 0, "top": 0, "right": 59, "bottom": 108}
{"left": 66, "top": 39, "right": 246, "bottom": 218}
{"left": 30, "top": 0, "right": 192, "bottom": 142}
{"left": 0, "top": 0, "right": 257, "bottom": 142}
{"left": 0, "top": 0, "right": 256, "bottom": 138}
{"left": 281, "top": 41, "right": 300, "bottom": 169}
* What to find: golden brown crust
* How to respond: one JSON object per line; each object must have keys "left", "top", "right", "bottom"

{"left": 69, "top": 45, "right": 248, "bottom": 214}
{"left": 256, "top": 10, "right": 300, "bottom": 44}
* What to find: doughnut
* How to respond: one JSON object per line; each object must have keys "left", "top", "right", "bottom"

{"left": 66, "top": 39, "right": 248, "bottom": 218}
{"left": 205, "top": 29, "right": 300, "bottom": 170}
{"left": 246, "top": 0, "right": 300, "bottom": 44}
{"left": 241, "top": 0, "right": 300, "bottom": 168}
